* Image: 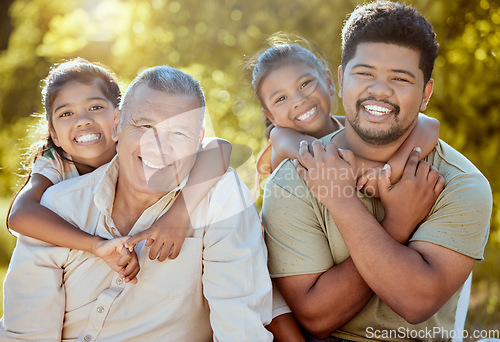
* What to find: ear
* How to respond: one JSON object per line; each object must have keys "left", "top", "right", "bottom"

{"left": 199, "top": 128, "right": 205, "bottom": 147}
{"left": 49, "top": 125, "right": 61, "bottom": 147}
{"left": 337, "top": 65, "right": 344, "bottom": 98}
{"left": 420, "top": 79, "right": 434, "bottom": 111}
{"left": 262, "top": 107, "right": 277, "bottom": 125}
{"left": 325, "top": 69, "right": 336, "bottom": 96}
{"left": 111, "top": 109, "right": 121, "bottom": 142}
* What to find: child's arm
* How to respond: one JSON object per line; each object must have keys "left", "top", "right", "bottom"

{"left": 269, "top": 126, "right": 317, "bottom": 171}
{"left": 8, "top": 174, "right": 140, "bottom": 283}
{"left": 266, "top": 313, "right": 305, "bottom": 342}
{"left": 357, "top": 113, "right": 439, "bottom": 196}
{"left": 387, "top": 113, "right": 439, "bottom": 184}
{"left": 126, "top": 138, "right": 232, "bottom": 261}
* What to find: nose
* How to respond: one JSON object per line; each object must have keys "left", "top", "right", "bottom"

{"left": 75, "top": 111, "right": 93, "bottom": 128}
{"left": 367, "top": 78, "right": 393, "bottom": 98}
{"left": 140, "top": 126, "right": 173, "bottom": 159}
{"left": 292, "top": 90, "right": 308, "bottom": 108}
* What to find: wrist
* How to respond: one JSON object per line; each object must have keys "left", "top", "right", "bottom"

{"left": 88, "top": 235, "right": 107, "bottom": 255}
{"left": 381, "top": 216, "right": 412, "bottom": 244}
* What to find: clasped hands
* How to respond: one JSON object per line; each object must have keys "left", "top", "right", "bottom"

{"left": 294, "top": 140, "right": 445, "bottom": 237}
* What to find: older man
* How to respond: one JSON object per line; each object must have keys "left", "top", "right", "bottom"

{"left": 263, "top": 1, "right": 492, "bottom": 341}
{"left": 1, "top": 66, "right": 273, "bottom": 341}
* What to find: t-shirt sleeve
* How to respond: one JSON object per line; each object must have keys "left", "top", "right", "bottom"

{"left": 410, "top": 171, "right": 492, "bottom": 260}
{"left": 32, "top": 152, "right": 63, "bottom": 185}
{"left": 262, "top": 160, "right": 334, "bottom": 278}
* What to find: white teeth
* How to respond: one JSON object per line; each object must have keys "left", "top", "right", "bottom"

{"left": 142, "top": 158, "right": 166, "bottom": 170}
{"left": 364, "top": 105, "right": 391, "bottom": 116}
{"left": 297, "top": 107, "right": 316, "bottom": 121}
{"left": 76, "top": 134, "right": 100, "bottom": 143}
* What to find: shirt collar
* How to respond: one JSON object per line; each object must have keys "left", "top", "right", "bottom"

{"left": 93, "top": 156, "right": 189, "bottom": 218}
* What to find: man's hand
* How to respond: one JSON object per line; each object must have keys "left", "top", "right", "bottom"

{"left": 379, "top": 147, "right": 446, "bottom": 243}
{"left": 294, "top": 140, "right": 358, "bottom": 208}
{"left": 94, "top": 237, "right": 140, "bottom": 284}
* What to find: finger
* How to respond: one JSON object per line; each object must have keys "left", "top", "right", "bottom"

{"left": 126, "top": 229, "right": 152, "bottom": 247}
{"left": 116, "top": 249, "right": 132, "bottom": 268}
{"left": 324, "top": 142, "right": 337, "bottom": 155}
{"left": 402, "top": 147, "right": 421, "bottom": 179}
{"left": 294, "top": 161, "right": 308, "bottom": 181}
{"left": 434, "top": 175, "right": 446, "bottom": 194}
{"left": 311, "top": 140, "right": 325, "bottom": 158}
{"left": 158, "top": 243, "right": 173, "bottom": 262}
{"left": 298, "top": 142, "right": 315, "bottom": 169}
{"left": 377, "top": 164, "right": 392, "bottom": 198}
{"left": 145, "top": 238, "right": 155, "bottom": 247}
{"left": 415, "top": 160, "right": 431, "bottom": 180}
{"left": 169, "top": 243, "right": 181, "bottom": 259}
{"left": 123, "top": 256, "right": 140, "bottom": 283}
{"left": 148, "top": 241, "right": 162, "bottom": 260}
{"left": 427, "top": 165, "right": 439, "bottom": 184}
{"left": 337, "top": 148, "right": 355, "bottom": 166}
{"left": 357, "top": 168, "right": 376, "bottom": 191}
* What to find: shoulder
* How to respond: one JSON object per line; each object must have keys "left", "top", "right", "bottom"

{"left": 40, "top": 163, "right": 107, "bottom": 208}
{"left": 429, "top": 140, "right": 491, "bottom": 197}
{"left": 209, "top": 168, "right": 254, "bottom": 207}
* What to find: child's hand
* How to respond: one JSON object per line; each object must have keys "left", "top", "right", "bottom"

{"left": 94, "top": 237, "right": 140, "bottom": 284}
{"left": 126, "top": 198, "right": 190, "bottom": 262}
{"left": 357, "top": 167, "right": 380, "bottom": 198}
{"left": 378, "top": 147, "right": 446, "bottom": 243}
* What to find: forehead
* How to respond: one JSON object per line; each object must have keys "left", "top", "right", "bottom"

{"left": 124, "top": 84, "right": 203, "bottom": 123}
{"left": 53, "top": 80, "right": 106, "bottom": 104}
{"left": 347, "top": 42, "right": 422, "bottom": 76}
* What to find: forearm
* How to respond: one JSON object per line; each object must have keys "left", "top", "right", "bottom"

{"left": 8, "top": 202, "right": 104, "bottom": 253}
{"left": 183, "top": 138, "right": 231, "bottom": 214}
{"left": 325, "top": 197, "right": 442, "bottom": 322}
{"left": 282, "top": 257, "right": 373, "bottom": 338}
{"left": 266, "top": 313, "right": 305, "bottom": 342}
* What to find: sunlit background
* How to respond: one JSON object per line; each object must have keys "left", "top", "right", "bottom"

{"left": 0, "top": 0, "right": 498, "bottom": 333}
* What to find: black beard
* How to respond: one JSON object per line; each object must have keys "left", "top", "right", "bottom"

{"left": 348, "top": 97, "right": 415, "bottom": 145}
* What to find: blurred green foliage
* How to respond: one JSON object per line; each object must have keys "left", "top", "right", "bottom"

{"left": 0, "top": 0, "right": 498, "bottom": 329}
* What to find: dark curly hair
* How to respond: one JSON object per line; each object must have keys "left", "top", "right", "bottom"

{"left": 341, "top": 1, "right": 438, "bottom": 84}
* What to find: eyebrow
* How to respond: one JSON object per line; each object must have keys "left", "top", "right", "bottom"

{"left": 53, "top": 97, "right": 108, "bottom": 113}
{"left": 352, "top": 64, "right": 416, "bottom": 79}
{"left": 267, "top": 72, "right": 317, "bottom": 101}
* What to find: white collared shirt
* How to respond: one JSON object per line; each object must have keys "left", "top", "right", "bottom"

{"left": 1, "top": 157, "right": 273, "bottom": 341}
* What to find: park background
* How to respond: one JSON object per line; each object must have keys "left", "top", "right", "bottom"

{"left": 0, "top": 0, "right": 498, "bottom": 334}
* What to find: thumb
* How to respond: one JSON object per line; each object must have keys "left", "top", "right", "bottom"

{"left": 377, "top": 164, "right": 392, "bottom": 197}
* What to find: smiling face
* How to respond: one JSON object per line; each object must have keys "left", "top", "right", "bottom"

{"left": 259, "top": 61, "right": 337, "bottom": 138}
{"left": 116, "top": 84, "right": 204, "bottom": 196}
{"left": 50, "top": 80, "right": 119, "bottom": 169}
{"left": 339, "top": 42, "right": 433, "bottom": 145}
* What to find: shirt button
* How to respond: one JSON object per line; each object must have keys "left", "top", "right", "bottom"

{"left": 84, "top": 335, "right": 92, "bottom": 342}
{"left": 97, "top": 306, "right": 105, "bottom": 313}
{"left": 116, "top": 278, "right": 123, "bottom": 285}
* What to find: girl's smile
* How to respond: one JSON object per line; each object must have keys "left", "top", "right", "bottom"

{"left": 259, "top": 61, "right": 338, "bottom": 138}
{"left": 50, "top": 80, "right": 118, "bottom": 169}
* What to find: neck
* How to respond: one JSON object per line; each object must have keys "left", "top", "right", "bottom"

{"left": 111, "top": 177, "right": 163, "bottom": 236}
{"left": 312, "top": 116, "right": 341, "bottom": 139}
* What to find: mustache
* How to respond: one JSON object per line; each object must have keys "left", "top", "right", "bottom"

{"left": 356, "top": 97, "right": 400, "bottom": 116}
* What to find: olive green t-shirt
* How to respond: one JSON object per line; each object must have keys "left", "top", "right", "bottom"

{"left": 262, "top": 131, "right": 492, "bottom": 342}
